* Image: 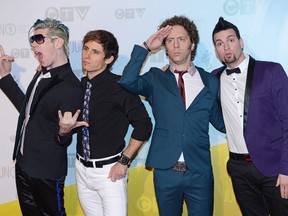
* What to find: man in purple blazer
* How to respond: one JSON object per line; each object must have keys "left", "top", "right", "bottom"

{"left": 212, "top": 17, "right": 288, "bottom": 216}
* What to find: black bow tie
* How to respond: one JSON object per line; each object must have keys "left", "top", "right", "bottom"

{"left": 226, "top": 67, "right": 241, "bottom": 75}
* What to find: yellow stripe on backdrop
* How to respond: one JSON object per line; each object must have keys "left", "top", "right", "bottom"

{"left": 0, "top": 143, "right": 240, "bottom": 216}
{"left": 127, "top": 143, "right": 242, "bottom": 216}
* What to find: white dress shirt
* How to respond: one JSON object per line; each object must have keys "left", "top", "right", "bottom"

{"left": 220, "top": 54, "right": 250, "bottom": 153}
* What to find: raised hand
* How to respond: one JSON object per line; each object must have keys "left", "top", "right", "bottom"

{"left": 58, "top": 109, "right": 89, "bottom": 134}
{"left": 0, "top": 45, "right": 14, "bottom": 78}
{"left": 144, "top": 25, "right": 172, "bottom": 51}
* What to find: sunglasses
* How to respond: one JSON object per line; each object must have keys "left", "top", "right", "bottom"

{"left": 29, "top": 34, "right": 58, "bottom": 44}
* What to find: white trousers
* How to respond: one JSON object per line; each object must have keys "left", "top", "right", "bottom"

{"left": 76, "top": 159, "right": 128, "bottom": 216}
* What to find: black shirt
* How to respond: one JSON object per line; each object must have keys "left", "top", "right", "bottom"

{"left": 76, "top": 69, "right": 152, "bottom": 159}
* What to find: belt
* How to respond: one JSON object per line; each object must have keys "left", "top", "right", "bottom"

{"left": 172, "top": 161, "right": 188, "bottom": 172}
{"left": 76, "top": 154, "right": 120, "bottom": 168}
{"left": 229, "top": 152, "right": 252, "bottom": 162}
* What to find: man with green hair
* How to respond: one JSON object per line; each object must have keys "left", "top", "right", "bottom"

{"left": 0, "top": 18, "right": 83, "bottom": 215}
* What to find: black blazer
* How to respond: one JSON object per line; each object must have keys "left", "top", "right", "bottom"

{"left": 0, "top": 62, "right": 83, "bottom": 179}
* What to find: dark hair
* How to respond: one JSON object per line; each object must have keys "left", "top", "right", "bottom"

{"left": 158, "top": 15, "right": 199, "bottom": 61}
{"left": 82, "top": 30, "right": 119, "bottom": 70}
{"left": 212, "top": 17, "right": 241, "bottom": 44}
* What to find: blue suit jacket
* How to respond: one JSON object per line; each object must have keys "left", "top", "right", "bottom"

{"left": 212, "top": 56, "right": 288, "bottom": 177}
{"left": 119, "top": 45, "right": 225, "bottom": 175}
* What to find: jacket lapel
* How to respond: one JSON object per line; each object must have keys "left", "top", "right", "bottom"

{"left": 29, "top": 74, "right": 62, "bottom": 114}
{"left": 243, "top": 57, "right": 255, "bottom": 133}
{"left": 164, "top": 69, "right": 184, "bottom": 103}
{"left": 214, "top": 66, "right": 226, "bottom": 101}
{"left": 24, "top": 72, "right": 42, "bottom": 108}
{"left": 167, "top": 69, "right": 181, "bottom": 93}
{"left": 13, "top": 72, "right": 42, "bottom": 160}
{"left": 17, "top": 72, "right": 41, "bottom": 129}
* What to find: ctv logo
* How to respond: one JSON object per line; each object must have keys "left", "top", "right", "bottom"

{"left": 223, "top": 0, "right": 256, "bottom": 16}
{"left": 115, "top": 8, "right": 145, "bottom": 19}
{"left": 45, "top": 6, "right": 90, "bottom": 21}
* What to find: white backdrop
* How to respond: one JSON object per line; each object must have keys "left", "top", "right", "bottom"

{"left": 1, "top": 0, "right": 287, "bottom": 207}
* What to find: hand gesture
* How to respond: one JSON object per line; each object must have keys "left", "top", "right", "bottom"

{"left": 144, "top": 25, "right": 172, "bottom": 51}
{"left": 58, "top": 109, "right": 89, "bottom": 134}
{"left": 0, "top": 45, "right": 14, "bottom": 78}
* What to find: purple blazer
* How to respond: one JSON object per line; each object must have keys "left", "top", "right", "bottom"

{"left": 212, "top": 56, "right": 288, "bottom": 177}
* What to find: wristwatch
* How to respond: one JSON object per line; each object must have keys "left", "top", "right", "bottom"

{"left": 118, "top": 154, "right": 131, "bottom": 166}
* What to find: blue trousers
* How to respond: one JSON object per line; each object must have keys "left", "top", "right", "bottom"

{"left": 153, "top": 168, "right": 214, "bottom": 216}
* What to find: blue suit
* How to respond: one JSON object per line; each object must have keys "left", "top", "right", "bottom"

{"left": 119, "top": 45, "right": 225, "bottom": 216}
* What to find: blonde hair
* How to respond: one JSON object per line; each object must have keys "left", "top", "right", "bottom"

{"left": 30, "top": 18, "right": 70, "bottom": 56}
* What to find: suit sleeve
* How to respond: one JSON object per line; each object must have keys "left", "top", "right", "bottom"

{"left": 0, "top": 74, "right": 25, "bottom": 112}
{"left": 118, "top": 45, "right": 153, "bottom": 98}
{"left": 209, "top": 76, "right": 226, "bottom": 133}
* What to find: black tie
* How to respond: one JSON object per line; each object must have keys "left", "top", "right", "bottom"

{"left": 226, "top": 67, "right": 241, "bottom": 75}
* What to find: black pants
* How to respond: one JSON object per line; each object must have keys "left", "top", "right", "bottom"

{"left": 227, "top": 159, "right": 288, "bottom": 216}
{"left": 15, "top": 164, "right": 66, "bottom": 216}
